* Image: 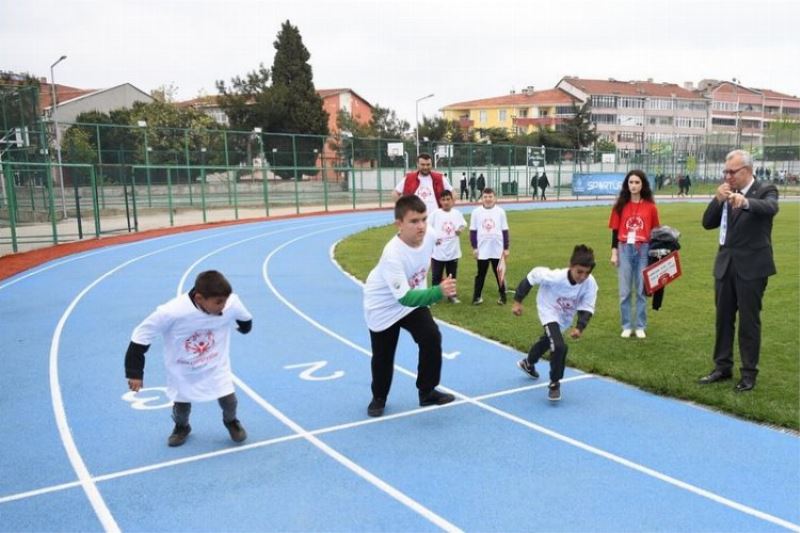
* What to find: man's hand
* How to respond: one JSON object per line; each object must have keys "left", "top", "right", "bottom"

{"left": 715, "top": 182, "right": 732, "bottom": 203}
{"left": 569, "top": 328, "right": 583, "bottom": 339}
{"left": 439, "top": 275, "right": 457, "bottom": 298}
{"left": 512, "top": 301, "right": 523, "bottom": 316}
{"left": 128, "top": 378, "right": 143, "bottom": 392}
{"left": 610, "top": 248, "right": 619, "bottom": 267}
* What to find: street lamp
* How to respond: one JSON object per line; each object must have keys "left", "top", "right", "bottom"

{"left": 415, "top": 93, "right": 434, "bottom": 157}
{"left": 732, "top": 78, "right": 742, "bottom": 147}
{"left": 50, "top": 54, "right": 67, "bottom": 217}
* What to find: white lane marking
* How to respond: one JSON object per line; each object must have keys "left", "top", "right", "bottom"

{"left": 442, "top": 351, "right": 460, "bottom": 360}
{"left": 283, "top": 361, "right": 346, "bottom": 381}
{"left": 260, "top": 226, "right": 463, "bottom": 533}
{"left": 43, "top": 219, "right": 341, "bottom": 532}
{"left": 0, "top": 377, "right": 589, "bottom": 506}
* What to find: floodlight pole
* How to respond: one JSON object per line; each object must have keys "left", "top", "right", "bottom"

{"left": 415, "top": 93, "right": 434, "bottom": 158}
{"left": 50, "top": 55, "right": 68, "bottom": 218}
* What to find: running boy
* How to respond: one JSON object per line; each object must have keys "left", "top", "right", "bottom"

{"left": 428, "top": 190, "right": 467, "bottom": 304}
{"left": 363, "top": 195, "right": 458, "bottom": 417}
{"left": 470, "top": 188, "right": 510, "bottom": 305}
{"left": 511, "top": 245, "right": 598, "bottom": 401}
{"left": 125, "top": 270, "right": 253, "bottom": 446}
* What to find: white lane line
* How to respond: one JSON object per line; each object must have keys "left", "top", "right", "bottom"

{"left": 43, "top": 219, "right": 346, "bottom": 532}
{"left": 0, "top": 376, "right": 593, "bottom": 506}
{"left": 273, "top": 229, "right": 800, "bottom": 532}
{"left": 260, "top": 226, "right": 463, "bottom": 533}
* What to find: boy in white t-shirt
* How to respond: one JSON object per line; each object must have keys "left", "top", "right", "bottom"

{"left": 428, "top": 190, "right": 467, "bottom": 304}
{"left": 363, "top": 195, "right": 458, "bottom": 417}
{"left": 125, "top": 270, "right": 253, "bottom": 447}
{"left": 511, "top": 245, "right": 598, "bottom": 401}
{"left": 469, "top": 188, "right": 510, "bottom": 305}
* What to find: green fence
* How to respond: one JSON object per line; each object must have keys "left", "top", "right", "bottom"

{"left": 2, "top": 120, "right": 798, "bottom": 254}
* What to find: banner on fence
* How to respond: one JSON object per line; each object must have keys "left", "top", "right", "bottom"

{"left": 571, "top": 173, "right": 626, "bottom": 196}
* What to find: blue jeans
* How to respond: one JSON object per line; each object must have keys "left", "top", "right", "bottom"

{"left": 618, "top": 243, "right": 649, "bottom": 330}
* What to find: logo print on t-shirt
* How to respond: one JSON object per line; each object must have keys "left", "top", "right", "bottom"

{"left": 184, "top": 330, "right": 215, "bottom": 356}
{"left": 625, "top": 216, "right": 644, "bottom": 233}
{"left": 482, "top": 219, "right": 496, "bottom": 232}
{"left": 556, "top": 297, "right": 576, "bottom": 314}
{"left": 417, "top": 186, "right": 433, "bottom": 200}
{"left": 408, "top": 267, "right": 427, "bottom": 288}
{"left": 442, "top": 221, "right": 456, "bottom": 236}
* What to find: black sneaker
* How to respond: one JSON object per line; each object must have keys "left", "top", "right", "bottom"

{"left": 548, "top": 382, "right": 561, "bottom": 402}
{"left": 516, "top": 358, "right": 539, "bottom": 379}
{"left": 367, "top": 397, "right": 386, "bottom": 417}
{"left": 419, "top": 389, "right": 455, "bottom": 407}
{"left": 224, "top": 419, "right": 247, "bottom": 443}
{"left": 497, "top": 295, "right": 507, "bottom": 305}
{"left": 168, "top": 423, "right": 191, "bottom": 447}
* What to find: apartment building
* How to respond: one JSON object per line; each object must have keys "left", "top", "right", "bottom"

{"left": 440, "top": 86, "right": 579, "bottom": 137}
{"left": 557, "top": 77, "right": 708, "bottom": 153}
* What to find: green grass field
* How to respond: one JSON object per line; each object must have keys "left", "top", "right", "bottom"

{"left": 336, "top": 200, "right": 800, "bottom": 430}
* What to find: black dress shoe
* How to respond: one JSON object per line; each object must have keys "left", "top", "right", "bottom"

{"left": 698, "top": 370, "right": 733, "bottom": 384}
{"left": 734, "top": 379, "right": 755, "bottom": 392}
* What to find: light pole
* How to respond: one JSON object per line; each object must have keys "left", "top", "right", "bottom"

{"left": 415, "top": 93, "right": 434, "bottom": 157}
{"left": 732, "top": 78, "right": 742, "bottom": 147}
{"left": 50, "top": 54, "right": 67, "bottom": 217}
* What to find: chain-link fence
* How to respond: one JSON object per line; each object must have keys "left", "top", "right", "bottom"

{"left": 2, "top": 119, "right": 798, "bottom": 254}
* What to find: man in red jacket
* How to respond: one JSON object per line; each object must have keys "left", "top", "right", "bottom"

{"left": 392, "top": 153, "right": 453, "bottom": 214}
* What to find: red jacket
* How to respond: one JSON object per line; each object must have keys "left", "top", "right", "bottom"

{"left": 402, "top": 171, "right": 446, "bottom": 208}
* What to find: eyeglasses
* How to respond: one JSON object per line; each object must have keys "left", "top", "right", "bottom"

{"left": 722, "top": 166, "right": 747, "bottom": 176}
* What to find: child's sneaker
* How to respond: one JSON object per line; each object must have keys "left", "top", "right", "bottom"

{"left": 472, "top": 297, "right": 483, "bottom": 306}
{"left": 224, "top": 419, "right": 247, "bottom": 443}
{"left": 516, "top": 358, "right": 539, "bottom": 379}
{"left": 367, "top": 397, "right": 386, "bottom": 417}
{"left": 620, "top": 328, "right": 633, "bottom": 338}
{"left": 634, "top": 329, "right": 646, "bottom": 339}
{"left": 448, "top": 296, "right": 461, "bottom": 304}
{"left": 168, "top": 423, "right": 191, "bottom": 447}
{"left": 548, "top": 382, "right": 561, "bottom": 402}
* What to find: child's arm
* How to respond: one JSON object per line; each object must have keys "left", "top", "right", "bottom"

{"left": 125, "top": 341, "right": 149, "bottom": 391}
{"left": 569, "top": 311, "right": 593, "bottom": 339}
{"left": 511, "top": 276, "right": 534, "bottom": 316}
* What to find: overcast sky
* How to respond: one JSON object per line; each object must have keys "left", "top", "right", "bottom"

{"left": 3, "top": 0, "right": 798, "bottom": 125}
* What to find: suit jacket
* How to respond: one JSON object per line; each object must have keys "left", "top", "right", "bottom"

{"left": 701, "top": 179, "right": 779, "bottom": 280}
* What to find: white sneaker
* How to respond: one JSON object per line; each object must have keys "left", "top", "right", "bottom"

{"left": 635, "top": 329, "right": 646, "bottom": 339}
{"left": 620, "top": 329, "right": 632, "bottom": 338}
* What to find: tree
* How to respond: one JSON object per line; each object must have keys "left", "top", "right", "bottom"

{"left": 562, "top": 102, "right": 598, "bottom": 149}
{"left": 596, "top": 138, "right": 616, "bottom": 152}
{"left": 216, "top": 20, "right": 328, "bottom": 178}
{"left": 369, "top": 105, "right": 409, "bottom": 138}
{"left": 418, "top": 115, "right": 461, "bottom": 142}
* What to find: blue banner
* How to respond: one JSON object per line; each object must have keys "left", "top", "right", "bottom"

{"left": 572, "top": 173, "right": 626, "bottom": 196}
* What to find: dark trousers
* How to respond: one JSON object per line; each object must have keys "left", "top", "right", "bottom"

{"left": 460, "top": 187, "right": 468, "bottom": 200}
{"left": 540, "top": 188, "right": 547, "bottom": 200}
{"left": 473, "top": 258, "right": 506, "bottom": 301}
{"left": 369, "top": 307, "right": 442, "bottom": 399}
{"left": 713, "top": 262, "right": 768, "bottom": 379}
{"left": 527, "top": 322, "right": 568, "bottom": 382}
{"left": 172, "top": 392, "right": 238, "bottom": 426}
{"left": 431, "top": 258, "right": 459, "bottom": 286}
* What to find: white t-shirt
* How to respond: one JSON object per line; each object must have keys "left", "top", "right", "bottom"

{"left": 394, "top": 174, "right": 453, "bottom": 216}
{"left": 131, "top": 293, "right": 252, "bottom": 402}
{"left": 525, "top": 267, "right": 598, "bottom": 331}
{"left": 429, "top": 207, "right": 467, "bottom": 261}
{"left": 469, "top": 205, "right": 509, "bottom": 259}
{"left": 363, "top": 231, "right": 436, "bottom": 332}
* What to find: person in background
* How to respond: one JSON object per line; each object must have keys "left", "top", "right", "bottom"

{"left": 469, "top": 188, "right": 509, "bottom": 305}
{"left": 392, "top": 153, "right": 453, "bottom": 215}
{"left": 429, "top": 190, "right": 467, "bottom": 303}
{"left": 698, "top": 149, "right": 779, "bottom": 392}
{"left": 608, "top": 169, "right": 660, "bottom": 339}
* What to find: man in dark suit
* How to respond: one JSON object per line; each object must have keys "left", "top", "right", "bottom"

{"left": 699, "top": 150, "right": 779, "bottom": 392}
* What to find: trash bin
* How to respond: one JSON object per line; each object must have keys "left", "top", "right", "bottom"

{"left": 501, "top": 182, "right": 517, "bottom": 196}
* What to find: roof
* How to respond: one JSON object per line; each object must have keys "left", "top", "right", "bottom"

{"left": 40, "top": 82, "right": 96, "bottom": 110}
{"left": 560, "top": 77, "right": 702, "bottom": 99}
{"left": 442, "top": 88, "right": 577, "bottom": 110}
{"left": 178, "top": 88, "right": 374, "bottom": 109}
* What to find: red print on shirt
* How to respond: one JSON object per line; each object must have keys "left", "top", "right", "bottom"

{"left": 441, "top": 221, "right": 456, "bottom": 236}
{"left": 184, "top": 330, "right": 215, "bottom": 356}
{"left": 408, "top": 267, "right": 427, "bottom": 288}
{"left": 482, "top": 219, "right": 496, "bottom": 232}
{"left": 624, "top": 216, "right": 644, "bottom": 233}
{"left": 417, "top": 186, "right": 433, "bottom": 200}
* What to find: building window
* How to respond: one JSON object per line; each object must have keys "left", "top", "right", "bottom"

{"left": 617, "top": 132, "right": 643, "bottom": 143}
{"left": 712, "top": 101, "right": 738, "bottom": 112}
{"left": 591, "top": 95, "right": 616, "bottom": 108}
{"left": 499, "top": 109, "right": 507, "bottom": 122}
{"left": 479, "top": 110, "right": 488, "bottom": 124}
{"left": 674, "top": 116, "right": 692, "bottom": 128}
{"left": 618, "top": 97, "right": 645, "bottom": 109}
{"left": 617, "top": 114, "right": 643, "bottom": 127}
{"left": 591, "top": 113, "right": 616, "bottom": 125}
{"left": 646, "top": 98, "right": 673, "bottom": 110}
{"left": 517, "top": 108, "right": 528, "bottom": 118}
{"left": 555, "top": 106, "right": 575, "bottom": 116}
{"left": 691, "top": 118, "right": 706, "bottom": 129}
{"left": 712, "top": 117, "right": 737, "bottom": 126}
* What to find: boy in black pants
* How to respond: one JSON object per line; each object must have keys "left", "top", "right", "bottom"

{"left": 511, "top": 245, "right": 598, "bottom": 401}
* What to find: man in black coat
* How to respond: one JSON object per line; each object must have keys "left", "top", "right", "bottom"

{"left": 699, "top": 150, "right": 779, "bottom": 392}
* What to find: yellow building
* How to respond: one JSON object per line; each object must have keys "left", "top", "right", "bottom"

{"left": 441, "top": 87, "right": 579, "bottom": 137}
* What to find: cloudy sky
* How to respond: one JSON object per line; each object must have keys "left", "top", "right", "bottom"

{"left": 3, "top": 0, "right": 797, "bottom": 124}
